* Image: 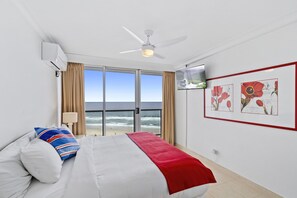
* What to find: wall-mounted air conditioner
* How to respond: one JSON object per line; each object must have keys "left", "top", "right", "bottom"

{"left": 41, "top": 42, "right": 68, "bottom": 76}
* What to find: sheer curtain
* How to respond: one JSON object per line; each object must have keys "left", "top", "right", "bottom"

{"left": 62, "top": 62, "right": 86, "bottom": 135}
{"left": 162, "top": 71, "right": 175, "bottom": 145}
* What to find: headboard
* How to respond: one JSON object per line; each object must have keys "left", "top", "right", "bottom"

{"left": 0, "top": 131, "right": 35, "bottom": 151}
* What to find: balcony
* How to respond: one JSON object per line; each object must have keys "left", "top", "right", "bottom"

{"left": 85, "top": 108, "right": 162, "bottom": 136}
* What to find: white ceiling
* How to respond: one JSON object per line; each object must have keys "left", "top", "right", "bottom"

{"left": 16, "top": 0, "right": 297, "bottom": 69}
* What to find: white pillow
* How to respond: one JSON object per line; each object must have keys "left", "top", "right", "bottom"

{"left": 0, "top": 136, "right": 32, "bottom": 198}
{"left": 20, "top": 138, "right": 63, "bottom": 183}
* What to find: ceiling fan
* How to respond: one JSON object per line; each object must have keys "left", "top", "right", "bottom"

{"left": 120, "top": 26, "right": 187, "bottom": 59}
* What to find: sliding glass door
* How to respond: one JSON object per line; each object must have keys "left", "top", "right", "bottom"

{"left": 84, "top": 69, "right": 103, "bottom": 136}
{"left": 141, "top": 73, "right": 162, "bottom": 135}
{"left": 105, "top": 70, "right": 136, "bottom": 136}
{"left": 84, "top": 67, "right": 162, "bottom": 136}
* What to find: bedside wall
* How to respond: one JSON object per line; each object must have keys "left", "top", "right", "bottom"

{"left": 0, "top": 0, "right": 58, "bottom": 149}
{"left": 175, "top": 22, "right": 297, "bottom": 197}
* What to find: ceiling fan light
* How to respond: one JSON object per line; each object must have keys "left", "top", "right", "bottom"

{"left": 142, "top": 49, "right": 154, "bottom": 57}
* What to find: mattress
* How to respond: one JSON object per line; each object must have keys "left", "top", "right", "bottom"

{"left": 25, "top": 135, "right": 209, "bottom": 198}
{"left": 63, "top": 135, "right": 208, "bottom": 198}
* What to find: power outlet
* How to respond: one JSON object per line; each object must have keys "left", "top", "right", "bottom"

{"left": 212, "top": 149, "right": 219, "bottom": 155}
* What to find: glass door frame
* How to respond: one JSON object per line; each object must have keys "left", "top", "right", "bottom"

{"left": 139, "top": 70, "right": 163, "bottom": 135}
{"left": 105, "top": 67, "right": 137, "bottom": 135}
{"left": 135, "top": 69, "right": 141, "bottom": 132}
{"left": 85, "top": 65, "right": 162, "bottom": 135}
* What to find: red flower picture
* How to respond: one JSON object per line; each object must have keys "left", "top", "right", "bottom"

{"left": 211, "top": 84, "right": 233, "bottom": 112}
{"left": 241, "top": 81, "right": 264, "bottom": 99}
{"left": 241, "top": 79, "right": 278, "bottom": 115}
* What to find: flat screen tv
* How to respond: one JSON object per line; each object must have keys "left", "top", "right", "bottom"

{"left": 176, "top": 64, "right": 207, "bottom": 90}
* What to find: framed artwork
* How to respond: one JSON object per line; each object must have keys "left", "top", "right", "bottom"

{"left": 204, "top": 62, "right": 297, "bottom": 131}
{"left": 211, "top": 84, "right": 233, "bottom": 112}
{"left": 241, "top": 79, "right": 278, "bottom": 116}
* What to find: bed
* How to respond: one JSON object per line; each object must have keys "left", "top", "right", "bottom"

{"left": 1, "top": 131, "right": 215, "bottom": 198}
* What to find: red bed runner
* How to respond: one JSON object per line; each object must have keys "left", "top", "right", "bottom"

{"left": 127, "top": 132, "right": 216, "bottom": 194}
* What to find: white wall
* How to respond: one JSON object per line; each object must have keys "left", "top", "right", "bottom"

{"left": 175, "top": 22, "right": 297, "bottom": 198}
{"left": 0, "top": 0, "right": 58, "bottom": 149}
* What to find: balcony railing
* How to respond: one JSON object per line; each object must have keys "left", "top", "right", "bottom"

{"left": 85, "top": 109, "right": 162, "bottom": 136}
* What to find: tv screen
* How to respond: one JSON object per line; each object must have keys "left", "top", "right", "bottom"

{"left": 176, "top": 65, "right": 207, "bottom": 90}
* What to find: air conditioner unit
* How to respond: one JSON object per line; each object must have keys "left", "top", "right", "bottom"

{"left": 41, "top": 42, "right": 68, "bottom": 73}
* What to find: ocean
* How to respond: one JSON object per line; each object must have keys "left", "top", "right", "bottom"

{"left": 85, "top": 102, "right": 162, "bottom": 135}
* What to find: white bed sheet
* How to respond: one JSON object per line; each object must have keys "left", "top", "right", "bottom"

{"left": 63, "top": 135, "right": 208, "bottom": 198}
{"left": 24, "top": 157, "right": 75, "bottom": 198}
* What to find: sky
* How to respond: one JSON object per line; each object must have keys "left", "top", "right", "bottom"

{"left": 84, "top": 70, "right": 162, "bottom": 102}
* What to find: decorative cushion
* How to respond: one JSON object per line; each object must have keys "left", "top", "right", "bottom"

{"left": 0, "top": 136, "right": 32, "bottom": 198}
{"left": 61, "top": 124, "right": 72, "bottom": 133}
{"left": 20, "top": 138, "right": 63, "bottom": 183}
{"left": 34, "top": 127, "right": 79, "bottom": 161}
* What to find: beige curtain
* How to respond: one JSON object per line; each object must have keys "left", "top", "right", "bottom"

{"left": 162, "top": 72, "right": 175, "bottom": 145}
{"left": 62, "top": 62, "right": 86, "bottom": 135}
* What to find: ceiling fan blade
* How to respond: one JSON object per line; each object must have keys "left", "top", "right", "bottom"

{"left": 155, "top": 35, "right": 187, "bottom": 48}
{"left": 122, "top": 26, "right": 145, "bottom": 44}
{"left": 120, "top": 49, "right": 141, "bottom": 54}
{"left": 154, "top": 53, "right": 165, "bottom": 59}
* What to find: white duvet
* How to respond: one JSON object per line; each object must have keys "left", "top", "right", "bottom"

{"left": 62, "top": 135, "right": 208, "bottom": 198}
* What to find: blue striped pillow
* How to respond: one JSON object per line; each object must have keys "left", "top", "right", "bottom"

{"left": 34, "top": 127, "right": 80, "bottom": 161}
